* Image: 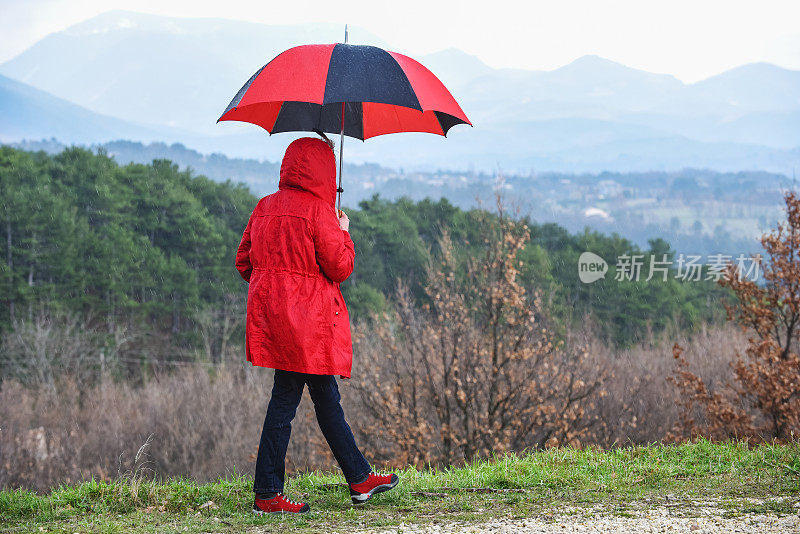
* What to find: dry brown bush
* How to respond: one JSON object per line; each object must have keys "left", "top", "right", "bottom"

{"left": 1, "top": 321, "right": 748, "bottom": 491}
{"left": 670, "top": 191, "right": 800, "bottom": 441}
{"left": 348, "top": 200, "right": 608, "bottom": 467}
{"left": 0, "top": 310, "right": 130, "bottom": 389}
{"left": 592, "top": 324, "right": 746, "bottom": 445}
{"left": 0, "top": 364, "right": 335, "bottom": 492}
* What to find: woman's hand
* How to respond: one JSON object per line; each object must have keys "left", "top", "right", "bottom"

{"left": 337, "top": 209, "right": 350, "bottom": 232}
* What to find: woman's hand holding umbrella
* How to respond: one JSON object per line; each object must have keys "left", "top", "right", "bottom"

{"left": 338, "top": 210, "right": 350, "bottom": 232}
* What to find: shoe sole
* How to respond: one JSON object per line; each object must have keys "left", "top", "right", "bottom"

{"left": 252, "top": 507, "right": 309, "bottom": 515}
{"left": 351, "top": 478, "right": 399, "bottom": 505}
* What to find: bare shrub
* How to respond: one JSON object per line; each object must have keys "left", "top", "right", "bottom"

{"left": 196, "top": 293, "right": 245, "bottom": 364}
{"left": 0, "top": 365, "right": 332, "bottom": 492}
{"left": 590, "top": 324, "right": 746, "bottom": 446}
{"left": 0, "top": 310, "right": 131, "bottom": 389}
{"left": 1, "top": 322, "right": 747, "bottom": 491}
{"left": 670, "top": 191, "right": 800, "bottom": 441}
{"left": 349, "top": 201, "right": 605, "bottom": 466}
{"left": 0, "top": 306, "right": 249, "bottom": 386}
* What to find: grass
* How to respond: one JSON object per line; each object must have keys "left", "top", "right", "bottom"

{"left": 1, "top": 439, "right": 799, "bottom": 533}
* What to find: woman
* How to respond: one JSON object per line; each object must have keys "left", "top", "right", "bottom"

{"left": 235, "top": 136, "right": 398, "bottom": 515}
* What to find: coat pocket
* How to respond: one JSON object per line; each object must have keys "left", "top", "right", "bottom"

{"left": 332, "top": 293, "right": 341, "bottom": 327}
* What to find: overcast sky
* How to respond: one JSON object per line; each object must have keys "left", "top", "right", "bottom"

{"left": 2, "top": 0, "right": 798, "bottom": 82}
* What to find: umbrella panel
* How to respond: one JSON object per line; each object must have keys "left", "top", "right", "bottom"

{"left": 223, "top": 100, "right": 464, "bottom": 140}
{"left": 272, "top": 101, "right": 364, "bottom": 139}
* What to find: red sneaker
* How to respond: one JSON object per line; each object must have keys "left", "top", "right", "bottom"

{"left": 252, "top": 493, "right": 310, "bottom": 515}
{"left": 349, "top": 472, "right": 399, "bottom": 504}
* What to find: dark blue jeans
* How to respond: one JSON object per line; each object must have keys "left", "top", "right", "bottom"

{"left": 253, "top": 369, "right": 371, "bottom": 494}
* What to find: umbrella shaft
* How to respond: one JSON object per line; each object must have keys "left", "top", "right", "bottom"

{"left": 337, "top": 26, "right": 347, "bottom": 212}
{"left": 337, "top": 102, "right": 344, "bottom": 211}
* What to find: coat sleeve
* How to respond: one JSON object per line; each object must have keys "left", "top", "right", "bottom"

{"left": 313, "top": 207, "right": 355, "bottom": 283}
{"left": 235, "top": 212, "right": 254, "bottom": 282}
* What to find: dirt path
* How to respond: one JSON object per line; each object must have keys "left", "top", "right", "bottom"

{"left": 361, "top": 501, "right": 800, "bottom": 533}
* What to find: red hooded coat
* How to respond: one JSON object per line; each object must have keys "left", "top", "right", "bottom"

{"left": 235, "top": 137, "right": 354, "bottom": 377}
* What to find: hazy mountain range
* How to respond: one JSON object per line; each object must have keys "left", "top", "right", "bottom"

{"left": 1, "top": 10, "right": 798, "bottom": 173}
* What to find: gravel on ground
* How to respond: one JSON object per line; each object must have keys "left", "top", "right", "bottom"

{"left": 360, "top": 501, "right": 800, "bottom": 533}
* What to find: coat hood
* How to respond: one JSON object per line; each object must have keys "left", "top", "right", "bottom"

{"left": 278, "top": 137, "right": 337, "bottom": 207}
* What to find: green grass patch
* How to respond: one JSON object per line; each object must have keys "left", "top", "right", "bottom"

{"left": 2, "top": 439, "right": 799, "bottom": 533}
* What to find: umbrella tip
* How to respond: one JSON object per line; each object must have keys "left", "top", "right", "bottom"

{"left": 344, "top": 24, "right": 348, "bottom": 44}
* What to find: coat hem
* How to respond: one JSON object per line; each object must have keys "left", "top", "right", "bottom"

{"left": 247, "top": 358, "right": 351, "bottom": 379}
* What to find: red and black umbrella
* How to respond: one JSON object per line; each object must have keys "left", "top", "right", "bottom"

{"left": 217, "top": 30, "right": 471, "bottom": 208}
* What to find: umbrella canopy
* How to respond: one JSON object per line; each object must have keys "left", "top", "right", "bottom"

{"left": 217, "top": 43, "right": 471, "bottom": 140}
